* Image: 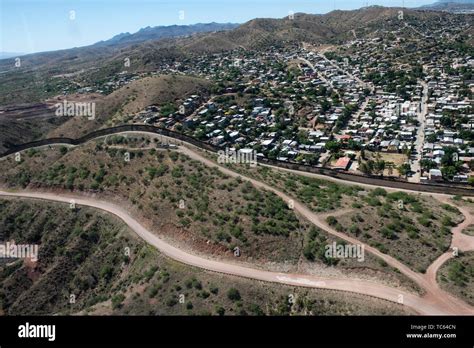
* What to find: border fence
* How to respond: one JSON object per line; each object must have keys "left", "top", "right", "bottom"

{"left": 1, "top": 124, "right": 473, "bottom": 196}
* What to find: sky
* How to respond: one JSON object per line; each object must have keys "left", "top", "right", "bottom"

{"left": 0, "top": 0, "right": 438, "bottom": 54}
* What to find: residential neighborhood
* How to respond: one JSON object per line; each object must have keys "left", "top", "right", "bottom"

{"left": 104, "top": 22, "right": 471, "bottom": 186}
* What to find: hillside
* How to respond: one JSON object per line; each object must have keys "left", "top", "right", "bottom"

{"left": 0, "top": 40, "right": 186, "bottom": 106}
{"left": 0, "top": 73, "right": 211, "bottom": 152}
{"left": 168, "top": 7, "right": 468, "bottom": 52}
{"left": 438, "top": 251, "right": 474, "bottom": 306}
{"left": 0, "top": 198, "right": 411, "bottom": 315}
{"left": 46, "top": 75, "right": 211, "bottom": 139}
{"left": 0, "top": 103, "right": 65, "bottom": 153}
{"left": 217, "top": 158, "right": 464, "bottom": 273}
{"left": 0, "top": 139, "right": 421, "bottom": 293}
{"left": 1, "top": 6, "right": 471, "bottom": 106}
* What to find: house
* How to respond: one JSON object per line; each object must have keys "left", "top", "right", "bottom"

{"left": 336, "top": 134, "right": 352, "bottom": 143}
{"left": 333, "top": 157, "right": 352, "bottom": 171}
{"left": 261, "top": 139, "right": 274, "bottom": 148}
{"left": 388, "top": 139, "right": 400, "bottom": 152}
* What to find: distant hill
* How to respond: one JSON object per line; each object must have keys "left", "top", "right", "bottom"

{"left": 0, "top": 52, "right": 25, "bottom": 59}
{"left": 420, "top": 0, "right": 474, "bottom": 12}
{"left": 94, "top": 22, "right": 239, "bottom": 47}
{"left": 0, "top": 6, "right": 472, "bottom": 107}
{"left": 436, "top": 0, "right": 474, "bottom": 3}
{"left": 181, "top": 6, "right": 464, "bottom": 52}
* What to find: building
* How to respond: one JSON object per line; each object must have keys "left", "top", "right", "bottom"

{"left": 333, "top": 157, "right": 352, "bottom": 171}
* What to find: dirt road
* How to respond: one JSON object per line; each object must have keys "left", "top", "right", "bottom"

{"left": 177, "top": 146, "right": 474, "bottom": 315}
{"left": 425, "top": 200, "right": 474, "bottom": 291}
{"left": 0, "top": 189, "right": 471, "bottom": 315}
{"left": 1, "top": 137, "right": 473, "bottom": 315}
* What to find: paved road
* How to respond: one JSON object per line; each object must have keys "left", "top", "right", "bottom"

{"left": 410, "top": 80, "right": 428, "bottom": 183}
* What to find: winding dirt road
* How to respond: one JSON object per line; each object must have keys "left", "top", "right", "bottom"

{"left": 177, "top": 146, "right": 474, "bottom": 315}
{"left": 0, "top": 189, "right": 470, "bottom": 315}
{"left": 425, "top": 201, "right": 474, "bottom": 292}
{"left": 1, "top": 135, "right": 473, "bottom": 315}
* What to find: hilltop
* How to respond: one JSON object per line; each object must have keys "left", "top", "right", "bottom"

{"left": 1, "top": 6, "right": 470, "bottom": 76}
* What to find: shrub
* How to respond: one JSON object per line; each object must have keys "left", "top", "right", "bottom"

{"left": 447, "top": 261, "right": 467, "bottom": 286}
{"left": 417, "top": 216, "right": 431, "bottom": 227}
{"left": 248, "top": 304, "right": 264, "bottom": 315}
{"left": 441, "top": 204, "right": 459, "bottom": 214}
{"left": 166, "top": 296, "right": 178, "bottom": 307}
{"left": 371, "top": 188, "right": 387, "bottom": 196}
{"left": 381, "top": 227, "right": 396, "bottom": 239}
{"left": 215, "top": 306, "right": 225, "bottom": 316}
{"left": 326, "top": 216, "right": 337, "bottom": 226}
{"left": 441, "top": 216, "right": 455, "bottom": 227}
{"left": 227, "top": 288, "right": 241, "bottom": 302}
{"left": 111, "top": 294, "right": 126, "bottom": 309}
{"left": 349, "top": 224, "right": 360, "bottom": 236}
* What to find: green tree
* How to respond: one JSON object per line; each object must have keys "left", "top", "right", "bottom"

{"left": 360, "top": 160, "right": 375, "bottom": 175}
{"left": 398, "top": 163, "right": 411, "bottom": 178}
{"left": 420, "top": 159, "right": 437, "bottom": 172}
{"left": 325, "top": 141, "right": 341, "bottom": 153}
{"left": 373, "top": 153, "right": 386, "bottom": 176}
{"left": 468, "top": 177, "right": 474, "bottom": 186}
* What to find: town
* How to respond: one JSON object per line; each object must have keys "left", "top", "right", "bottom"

{"left": 65, "top": 12, "right": 473, "bottom": 185}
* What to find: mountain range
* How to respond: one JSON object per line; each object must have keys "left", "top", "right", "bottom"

{"left": 93, "top": 22, "right": 239, "bottom": 47}
{"left": 0, "top": 6, "right": 472, "bottom": 107}
{"left": 421, "top": 0, "right": 474, "bottom": 12}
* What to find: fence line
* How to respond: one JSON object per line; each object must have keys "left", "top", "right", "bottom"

{"left": 1, "top": 124, "right": 473, "bottom": 196}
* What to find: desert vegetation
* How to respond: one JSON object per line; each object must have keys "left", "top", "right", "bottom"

{"left": 0, "top": 143, "right": 419, "bottom": 291}
{"left": 438, "top": 252, "right": 474, "bottom": 306}
{"left": 218, "top": 160, "right": 463, "bottom": 272}
{"left": 0, "top": 198, "right": 411, "bottom": 316}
